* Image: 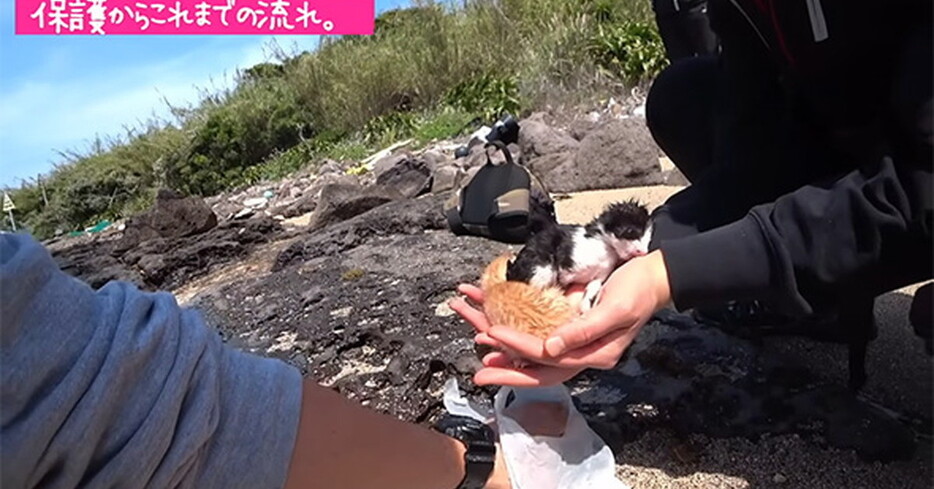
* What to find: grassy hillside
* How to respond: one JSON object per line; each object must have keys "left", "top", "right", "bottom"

{"left": 3, "top": 0, "right": 666, "bottom": 239}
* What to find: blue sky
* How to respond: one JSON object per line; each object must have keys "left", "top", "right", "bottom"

{"left": 0, "top": 0, "right": 409, "bottom": 187}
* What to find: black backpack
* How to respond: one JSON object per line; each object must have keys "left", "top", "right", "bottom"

{"left": 444, "top": 141, "right": 555, "bottom": 244}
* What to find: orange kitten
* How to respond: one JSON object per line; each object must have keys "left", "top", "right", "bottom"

{"left": 479, "top": 253, "right": 577, "bottom": 339}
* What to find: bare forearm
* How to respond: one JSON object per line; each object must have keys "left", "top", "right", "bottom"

{"left": 284, "top": 380, "right": 507, "bottom": 489}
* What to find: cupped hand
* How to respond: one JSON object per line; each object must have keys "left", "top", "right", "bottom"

{"left": 449, "top": 283, "right": 586, "bottom": 387}
{"left": 450, "top": 251, "right": 672, "bottom": 387}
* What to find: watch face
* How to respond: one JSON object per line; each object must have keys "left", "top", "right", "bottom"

{"left": 435, "top": 415, "right": 495, "bottom": 442}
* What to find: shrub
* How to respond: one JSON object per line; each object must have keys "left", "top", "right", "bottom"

{"left": 588, "top": 21, "right": 668, "bottom": 85}
{"left": 443, "top": 74, "right": 521, "bottom": 123}
{"left": 414, "top": 107, "right": 477, "bottom": 144}
{"left": 178, "top": 78, "right": 315, "bottom": 195}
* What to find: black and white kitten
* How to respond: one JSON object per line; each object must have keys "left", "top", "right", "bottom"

{"left": 506, "top": 200, "right": 653, "bottom": 311}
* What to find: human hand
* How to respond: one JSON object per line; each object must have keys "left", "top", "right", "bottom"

{"left": 449, "top": 283, "right": 587, "bottom": 387}
{"left": 451, "top": 251, "right": 672, "bottom": 386}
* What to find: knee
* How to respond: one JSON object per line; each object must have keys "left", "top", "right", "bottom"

{"left": 645, "top": 64, "right": 677, "bottom": 141}
{"left": 645, "top": 56, "right": 718, "bottom": 142}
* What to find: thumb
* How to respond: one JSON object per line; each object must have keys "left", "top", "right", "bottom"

{"left": 544, "top": 301, "right": 634, "bottom": 357}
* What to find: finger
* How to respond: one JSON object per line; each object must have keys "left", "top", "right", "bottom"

{"left": 449, "top": 297, "right": 492, "bottom": 333}
{"left": 540, "top": 328, "right": 635, "bottom": 369}
{"left": 473, "top": 365, "right": 583, "bottom": 387}
{"left": 544, "top": 302, "right": 636, "bottom": 357}
{"left": 457, "top": 284, "right": 485, "bottom": 304}
{"left": 481, "top": 351, "right": 514, "bottom": 368}
{"left": 475, "top": 333, "right": 504, "bottom": 350}
{"left": 486, "top": 326, "right": 552, "bottom": 363}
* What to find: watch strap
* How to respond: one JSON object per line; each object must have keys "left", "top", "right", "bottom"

{"left": 434, "top": 415, "right": 497, "bottom": 489}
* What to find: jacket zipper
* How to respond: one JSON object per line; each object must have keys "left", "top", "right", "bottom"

{"left": 804, "top": 0, "right": 829, "bottom": 42}
{"left": 673, "top": 0, "right": 680, "bottom": 12}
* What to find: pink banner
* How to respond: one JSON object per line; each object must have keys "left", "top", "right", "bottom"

{"left": 16, "top": 0, "right": 374, "bottom": 35}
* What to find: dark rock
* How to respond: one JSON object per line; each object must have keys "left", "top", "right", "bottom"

{"left": 419, "top": 149, "right": 448, "bottom": 172}
{"left": 372, "top": 152, "right": 412, "bottom": 178}
{"left": 281, "top": 196, "right": 318, "bottom": 218}
{"left": 462, "top": 144, "right": 490, "bottom": 169}
{"left": 506, "top": 143, "right": 523, "bottom": 164}
{"left": 53, "top": 216, "right": 284, "bottom": 292}
{"left": 451, "top": 354, "right": 483, "bottom": 376}
{"left": 274, "top": 193, "right": 450, "bottom": 270}
{"left": 301, "top": 286, "right": 326, "bottom": 307}
{"left": 316, "top": 173, "right": 361, "bottom": 191}
{"left": 461, "top": 142, "right": 523, "bottom": 169}
{"left": 539, "top": 119, "right": 663, "bottom": 193}
{"left": 197, "top": 224, "right": 510, "bottom": 421}
{"left": 308, "top": 183, "right": 405, "bottom": 230}
{"left": 317, "top": 159, "right": 344, "bottom": 176}
{"left": 375, "top": 157, "right": 432, "bottom": 198}
{"left": 53, "top": 240, "right": 145, "bottom": 289}
{"left": 568, "top": 118, "right": 599, "bottom": 141}
{"left": 518, "top": 112, "right": 579, "bottom": 159}
{"left": 526, "top": 151, "right": 575, "bottom": 177}
{"left": 387, "top": 354, "right": 412, "bottom": 386}
{"left": 120, "top": 189, "right": 217, "bottom": 249}
{"left": 280, "top": 173, "right": 362, "bottom": 218}
{"left": 431, "top": 165, "right": 465, "bottom": 193}
{"left": 571, "top": 309, "right": 921, "bottom": 462}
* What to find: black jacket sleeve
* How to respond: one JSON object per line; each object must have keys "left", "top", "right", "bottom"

{"left": 659, "top": 19, "right": 933, "bottom": 315}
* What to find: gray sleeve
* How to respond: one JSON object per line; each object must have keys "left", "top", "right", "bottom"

{"left": 0, "top": 233, "right": 303, "bottom": 489}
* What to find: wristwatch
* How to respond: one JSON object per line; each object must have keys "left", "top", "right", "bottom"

{"left": 433, "top": 414, "right": 497, "bottom": 489}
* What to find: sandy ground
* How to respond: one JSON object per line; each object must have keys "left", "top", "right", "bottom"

{"left": 554, "top": 184, "right": 933, "bottom": 489}
{"left": 554, "top": 185, "right": 683, "bottom": 223}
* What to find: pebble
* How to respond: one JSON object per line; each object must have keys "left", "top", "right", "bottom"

{"left": 434, "top": 301, "right": 456, "bottom": 317}
{"left": 330, "top": 306, "right": 353, "bottom": 318}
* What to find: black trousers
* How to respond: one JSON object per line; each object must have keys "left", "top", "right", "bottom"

{"left": 645, "top": 56, "right": 931, "bottom": 321}
{"left": 646, "top": 57, "right": 842, "bottom": 248}
{"left": 654, "top": 3, "right": 719, "bottom": 61}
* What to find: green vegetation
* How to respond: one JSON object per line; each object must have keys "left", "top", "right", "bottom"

{"left": 3, "top": 0, "right": 666, "bottom": 239}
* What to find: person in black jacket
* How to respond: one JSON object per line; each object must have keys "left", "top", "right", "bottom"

{"left": 652, "top": 0, "right": 719, "bottom": 60}
{"left": 451, "top": 0, "right": 932, "bottom": 391}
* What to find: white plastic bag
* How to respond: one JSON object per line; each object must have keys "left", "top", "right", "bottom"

{"left": 443, "top": 379, "right": 629, "bottom": 489}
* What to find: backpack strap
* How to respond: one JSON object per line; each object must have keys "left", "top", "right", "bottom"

{"left": 444, "top": 141, "right": 540, "bottom": 243}
{"left": 484, "top": 140, "right": 515, "bottom": 166}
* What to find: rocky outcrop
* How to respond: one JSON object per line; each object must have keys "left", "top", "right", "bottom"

{"left": 518, "top": 112, "right": 580, "bottom": 159}
{"left": 266, "top": 173, "right": 359, "bottom": 218}
{"left": 430, "top": 165, "right": 466, "bottom": 193}
{"left": 275, "top": 193, "right": 450, "bottom": 269}
{"left": 546, "top": 119, "right": 663, "bottom": 192}
{"left": 187, "top": 194, "right": 924, "bottom": 462}
{"left": 374, "top": 156, "right": 432, "bottom": 199}
{"left": 120, "top": 189, "right": 217, "bottom": 249}
{"left": 122, "top": 217, "right": 284, "bottom": 290}
{"left": 52, "top": 216, "right": 284, "bottom": 291}
{"left": 519, "top": 115, "right": 663, "bottom": 193}
{"left": 308, "top": 183, "right": 405, "bottom": 230}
